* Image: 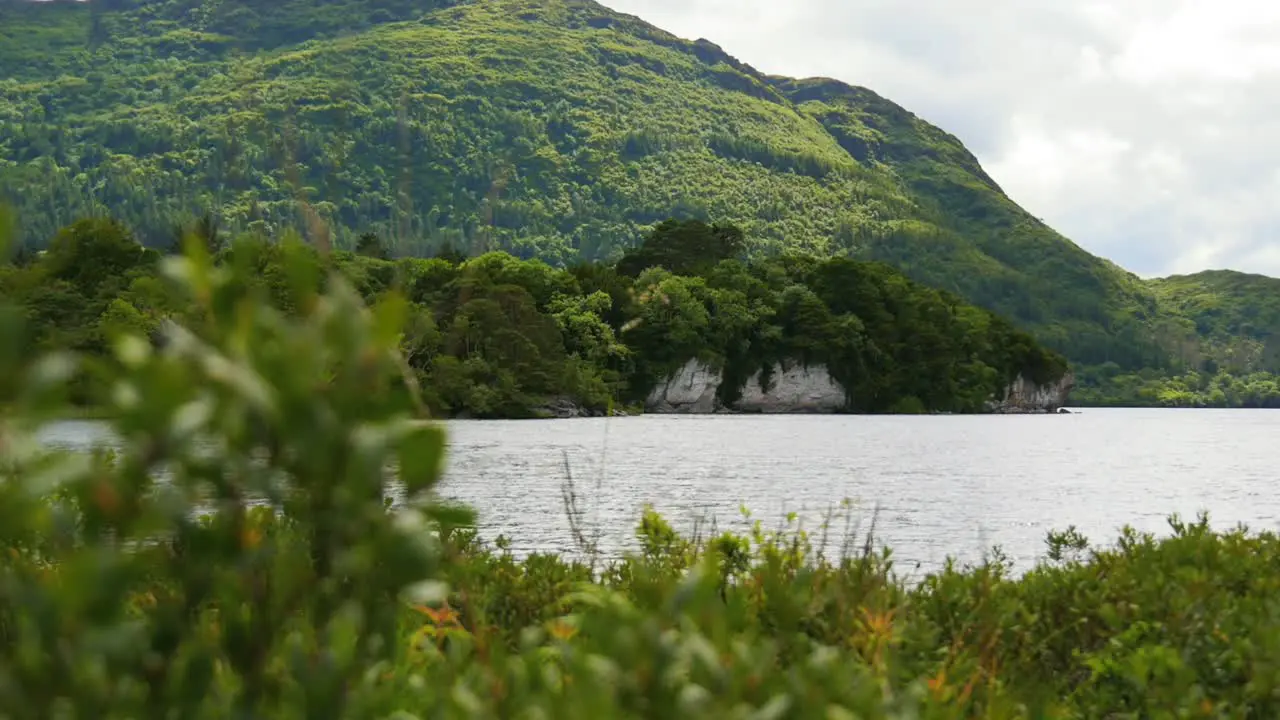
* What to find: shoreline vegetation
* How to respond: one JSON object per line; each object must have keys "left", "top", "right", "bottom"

{"left": 3, "top": 235, "right": 1277, "bottom": 717}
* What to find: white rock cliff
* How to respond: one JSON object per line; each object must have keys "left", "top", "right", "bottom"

{"left": 734, "top": 363, "right": 847, "bottom": 413}
{"left": 644, "top": 359, "right": 1073, "bottom": 414}
{"left": 644, "top": 359, "right": 722, "bottom": 414}
{"left": 984, "top": 372, "right": 1076, "bottom": 414}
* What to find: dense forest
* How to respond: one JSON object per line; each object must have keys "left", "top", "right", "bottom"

{"left": 0, "top": 214, "right": 1067, "bottom": 417}
{"left": 0, "top": 0, "right": 1276, "bottom": 406}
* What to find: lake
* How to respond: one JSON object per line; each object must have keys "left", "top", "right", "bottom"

{"left": 35, "top": 408, "right": 1280, "bottom": 575}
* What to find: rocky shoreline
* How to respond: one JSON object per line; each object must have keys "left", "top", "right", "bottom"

{"left": 526, "top": 361, "right": 1075, "bottom": 419}
{"left": 644, "top": 359, "right": 1075, "bottom": 415}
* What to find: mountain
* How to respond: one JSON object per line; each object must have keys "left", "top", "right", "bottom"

{"left": 0, "top": 0, "right": 1276, "bottom": 395}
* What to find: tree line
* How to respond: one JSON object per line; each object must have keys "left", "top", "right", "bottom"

{"left": 0, "top": 215, "right": 1068, "bottom": 417}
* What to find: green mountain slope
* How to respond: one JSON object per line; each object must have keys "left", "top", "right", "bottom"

{"left": 1149, "top": 270, "right": 1280, "bottom": 371}
{"left": 770, "top": 78, "right": 1162, "bottom": 367}
{"left": 0, "top": 0, "right": 1272, "bottom": 391}
{"left": 1068, "top": 269, "right": 1280, "bottom": 407}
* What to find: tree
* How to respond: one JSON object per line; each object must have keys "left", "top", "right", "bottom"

{"left": 194, "top": 211, "right": 224, "bottom": 254}
{"left": 43, "top": 217, "right": 150, "bottom": 297}
{"left": 168, "top": 212, "right": 224, "bottom": 255}
{"left": 548, "top": 290, "right": 630, "bottom": 369}
{"left": 356, "top": 231, "right": 389, "bottom": 260}
{"left": 616, "top": 219, "right": 746, "bottom": 278}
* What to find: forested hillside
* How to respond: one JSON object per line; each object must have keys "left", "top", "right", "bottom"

{"left": 1072, "top": 271, "right": 1280, "bottom": 407}
{"left": 1, "top": 0, "right": 1277, "bottom": 405}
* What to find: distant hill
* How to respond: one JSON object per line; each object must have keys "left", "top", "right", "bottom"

{"left": 1, "top": 0, "right": 1277, "bottom": 394}
{"left": 1147, "top": 270, "right": 1280, "bottom": 371}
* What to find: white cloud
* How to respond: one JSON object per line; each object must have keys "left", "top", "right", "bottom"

{"left": 606, "top": 0, "right": 1280, "bottom": 278}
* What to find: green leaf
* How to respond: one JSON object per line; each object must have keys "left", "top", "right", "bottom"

{"left": 397, "top": 421, "right": 445, "bottom": 495}
{"left": 372, "top": 290, "right": 409, "bottom": 350}
{"left": 423, "top": 502, "right": 476, "bottom": 532}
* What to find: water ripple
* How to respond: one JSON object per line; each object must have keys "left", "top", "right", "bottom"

{"left": 34, "top": 409, "right": 1280, "bottom": 574}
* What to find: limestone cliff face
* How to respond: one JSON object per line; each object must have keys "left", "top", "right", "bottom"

{"left": 984, "top": 373, "right": 1075, "bottom": 414}
{"left": 645, "top": 359, "right": 1074, "bottom": 414}
{"left": 644, "top": 359, "right": 846, "bottom": 414}
{"left": 735, "top": 363, "right": 847, "bottom": 413}
{"left": 643, "top": 360, "right": 723, "bottom": 414}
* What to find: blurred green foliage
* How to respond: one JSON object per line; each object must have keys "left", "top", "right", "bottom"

{"left": 2, "top": 232, "right": 1278, "bottom": 715}
{"left": 0, "top": 219, "right": 459, "bottom": 717}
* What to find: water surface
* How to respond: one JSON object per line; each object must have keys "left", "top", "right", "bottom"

{"left": 36, "top": 409, "right": 1280, "bottom": 574}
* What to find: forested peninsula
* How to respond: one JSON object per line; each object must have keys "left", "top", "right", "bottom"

{"left": 0, "top": 215, "right": 1069, "bottom": 417}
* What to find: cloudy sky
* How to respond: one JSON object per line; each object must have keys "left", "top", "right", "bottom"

{"left": 607, "top": 0, "right": 1280, "bottom": 278}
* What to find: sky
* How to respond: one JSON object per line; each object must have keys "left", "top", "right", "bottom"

{"left": 606, "top": 0, "right": 1280, "bottom": 278}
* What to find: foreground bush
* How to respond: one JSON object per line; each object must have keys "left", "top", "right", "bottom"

{"left": 2, "top": 230, "right": 1278, "bottom": 718}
